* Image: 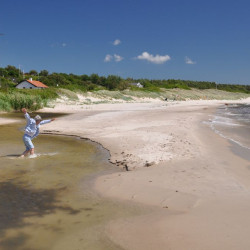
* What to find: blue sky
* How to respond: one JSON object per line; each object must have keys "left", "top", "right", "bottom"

{"left": 0, "top": 0, "right": 250, "bottom": 84}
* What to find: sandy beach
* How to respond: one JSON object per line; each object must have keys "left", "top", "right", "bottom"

{"left": 1, "top": 97, "right": 250, "bottom": 249}
{"left": 37, "top": 98, "right": 250, "bottom": 250}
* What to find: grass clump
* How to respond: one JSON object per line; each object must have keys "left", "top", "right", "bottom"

{"left": 92, "top": 90, "right": 134, "bottom": 101}
{"left": 16, "top": 88, "right": 59, "bottom": 100}
{"left": 56, "top": 88, "right": 79, "bottom": 100}
{"left": 0, "top": 96, "right": 12, "bottom": 111}
{"left": 0, "top": 88, "right": 59, "bottom": 111}
{"left": 0, "top": 92, "right": 43, "bottom": 111}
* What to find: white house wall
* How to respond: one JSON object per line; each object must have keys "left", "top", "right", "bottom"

{"left": 16, "top": 81, "right": 41, "bottom": 89}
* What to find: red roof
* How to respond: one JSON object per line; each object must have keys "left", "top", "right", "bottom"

{"left": 26, "top": 80, "right": 48, "bottom": 88}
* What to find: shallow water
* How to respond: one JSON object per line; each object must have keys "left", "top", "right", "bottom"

{"left": 0, "top": 113, "right": 141, "bottom": 250}
{"left": 210, "top": 104, "right": 250, "bottom": 150}
{"left": 207, "top": 104, "right": 250, "bottom": 161}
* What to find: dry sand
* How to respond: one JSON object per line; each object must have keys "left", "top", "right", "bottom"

{"left": 39, "top": 98, "right": 250, "bottom": 250}
{"left": 2, "top": 98, "right": 250, "bottom": 249}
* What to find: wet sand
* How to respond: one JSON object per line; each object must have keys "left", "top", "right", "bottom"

{"left": 40, "top": 99, "right": 250, "bottom": 250}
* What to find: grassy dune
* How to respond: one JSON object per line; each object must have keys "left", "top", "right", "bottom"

{"left": 75, "top": 88, "right": 250, "bottom": 105}
{"left": 162, "top": 88, "right": 250, "bottom": 101}
{"left": 1, "top": 88, "right": 249, "bottom": 112}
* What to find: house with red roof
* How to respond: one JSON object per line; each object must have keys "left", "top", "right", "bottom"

{"left": 16, "top": 78, "right": 49, "bottom": 89}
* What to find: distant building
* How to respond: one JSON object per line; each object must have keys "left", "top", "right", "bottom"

{"left": 129, "top": 82, "right": 143, "bottom": 88}
{"left": 16, "top": 78, "right": 48, "bottom": 89}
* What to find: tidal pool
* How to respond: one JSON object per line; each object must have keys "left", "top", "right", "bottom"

{"left": 0, "top": 113, "right": 140, "bottom": 250}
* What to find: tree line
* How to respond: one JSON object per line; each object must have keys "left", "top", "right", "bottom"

{"left": 0, "top": 65, "right": 250, "bottom": 94}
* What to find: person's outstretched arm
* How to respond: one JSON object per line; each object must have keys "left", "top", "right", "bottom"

{"left": 22, "top": 108, "right": 31, "bottom": 123}
{"left": 40, "top": 118, "right": 56, "bottom": 125}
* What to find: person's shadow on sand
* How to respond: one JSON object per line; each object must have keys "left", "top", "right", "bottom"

{"left": 1, "top": 154, "right": 21, "bottom": 158}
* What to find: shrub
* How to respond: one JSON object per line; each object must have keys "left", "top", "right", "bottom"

{"left": 8, "top": 93, "right": 43, "bottom": 110}
{"left": 0, "top": 97, "right": 12, "bottom": 111}
{"left": 0, "top": 92, "right": 46, "bottom": 111}
{"left": 17, "top": 88, "right": 59, "bottom": 100}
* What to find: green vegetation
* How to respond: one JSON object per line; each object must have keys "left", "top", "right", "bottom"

{"left": 0, "top": 88, "right": 58, "bottom": 111}
{"left": 0, "top": 65, "right": 249, "bottom": 111}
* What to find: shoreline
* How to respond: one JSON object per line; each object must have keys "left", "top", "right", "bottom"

{"left": 1, "top": 98, "right": 250, "bottom": 249}
{"left": 40, "top": 99, "right": 249, "bottom": 169}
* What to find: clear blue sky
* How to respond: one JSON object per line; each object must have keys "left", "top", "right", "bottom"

{"left": 0, "top": 0, "right": 250, "bottom": 84}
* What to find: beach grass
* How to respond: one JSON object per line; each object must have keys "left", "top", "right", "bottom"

{"left": 1, "top": 86, "right": 249, "bottom": 112}
{"left": 0, "top": 88, "right": 59, "bottom": 111}
{"left": 56, "top": 88, "right": 79, "bottom": 100}
{"left": 0, "top": 92, "right": 43, "bottom": 111}
{"left": 86, "top": 88, "right": 250, "bottom": 103}
{"left": 163, "top": 88, "right": 250, "bottom": 100}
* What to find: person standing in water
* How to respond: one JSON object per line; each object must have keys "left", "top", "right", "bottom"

{"left": 20, "top": 108, "right": 55, "bottom": 157}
